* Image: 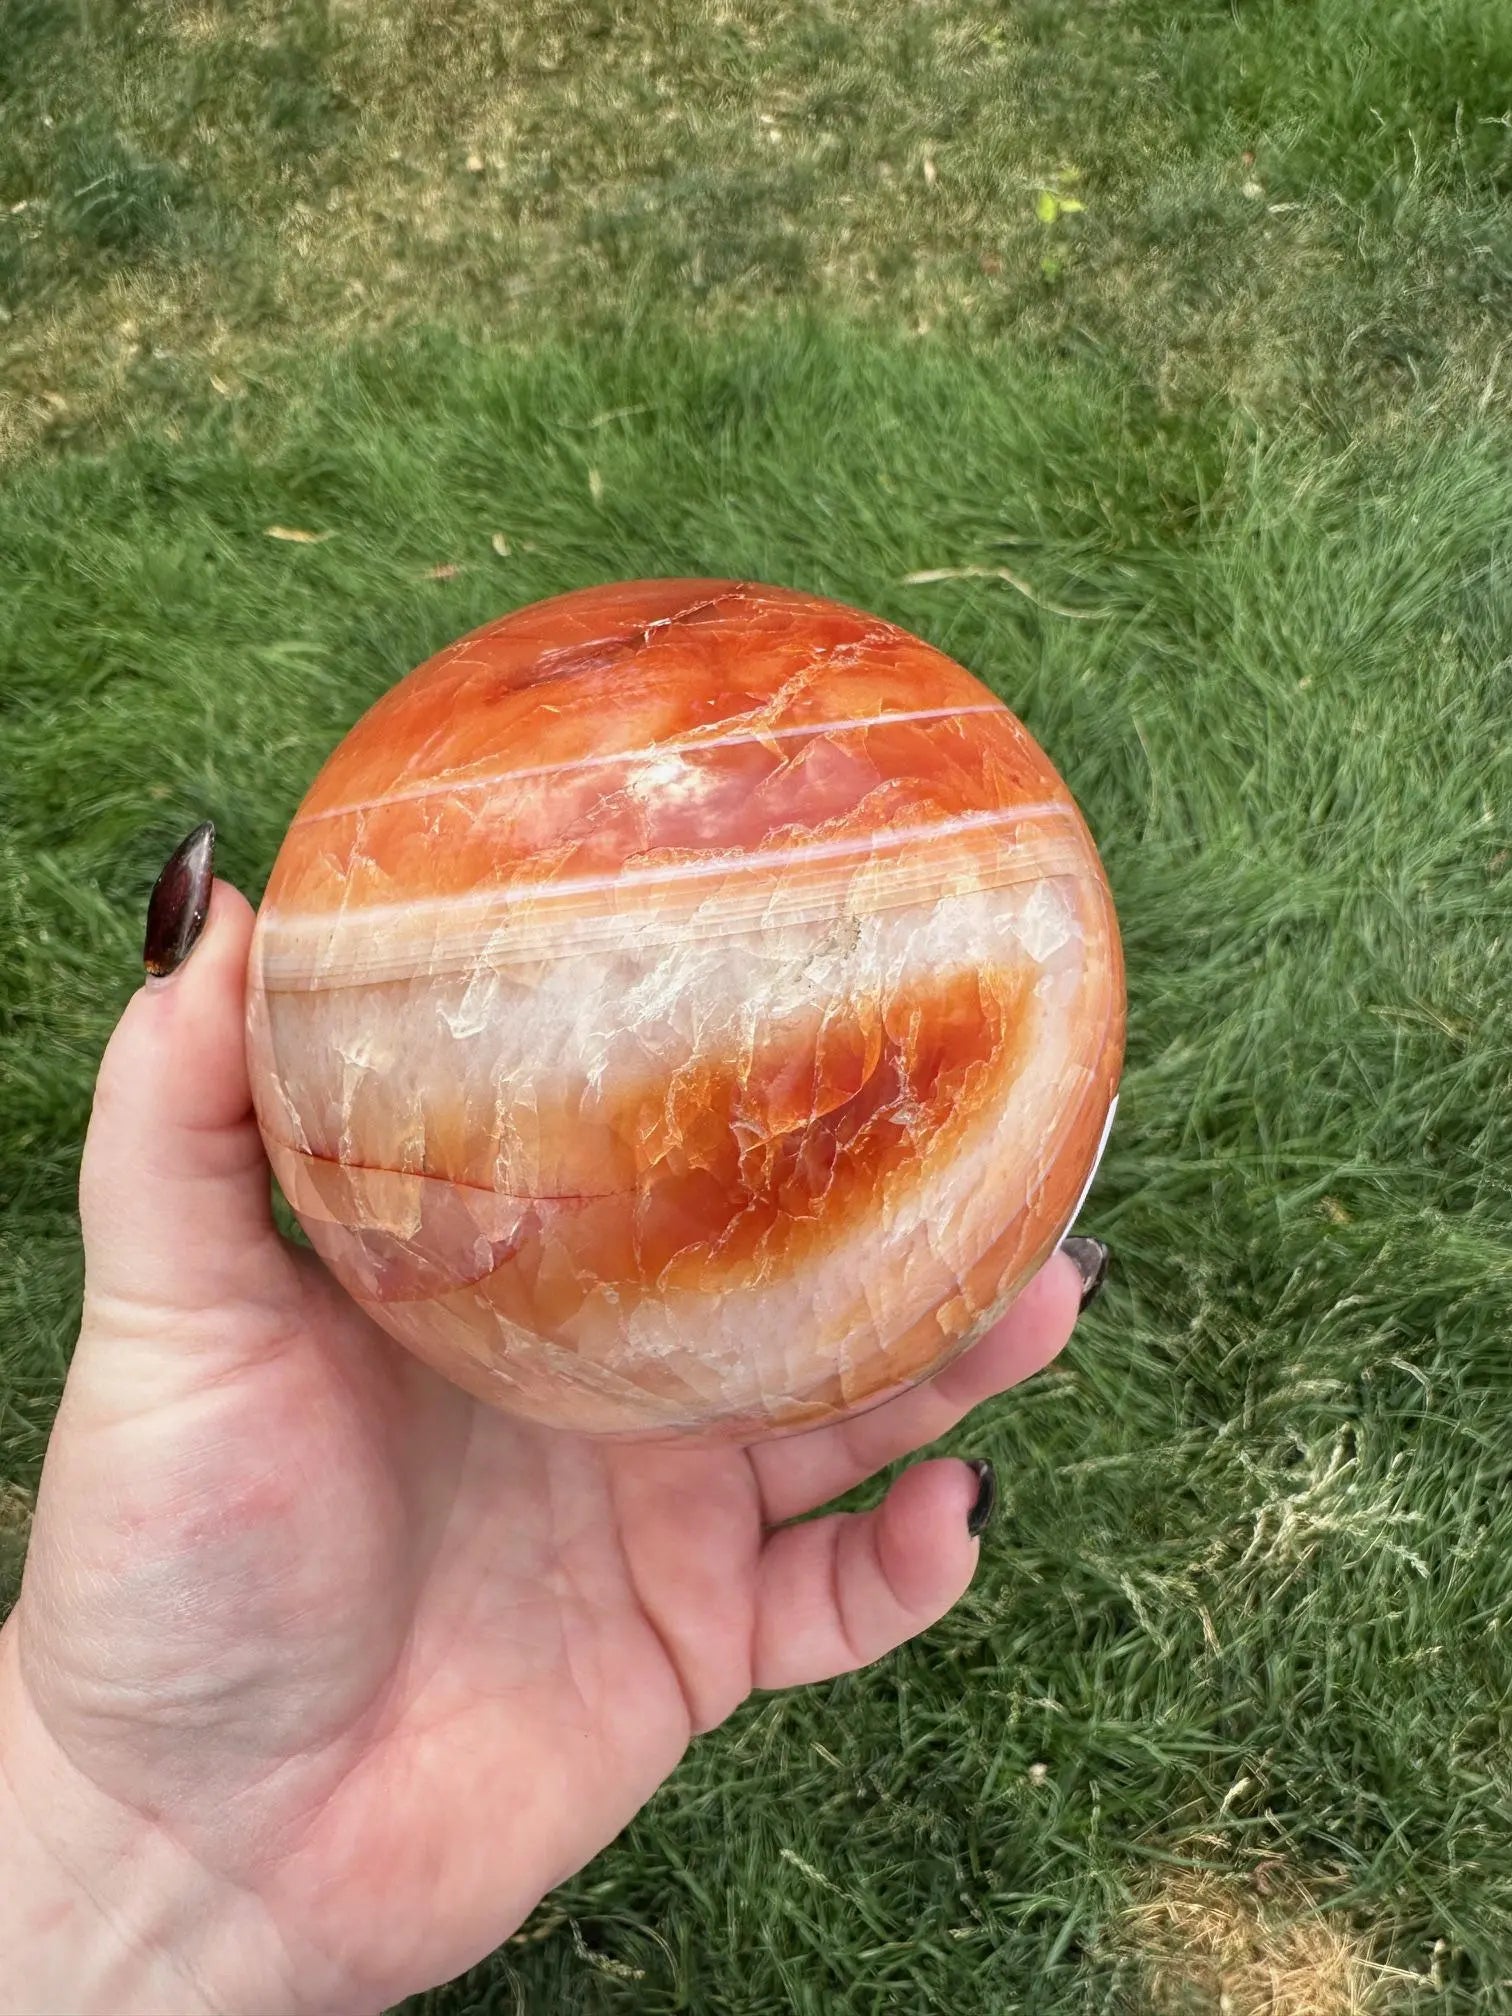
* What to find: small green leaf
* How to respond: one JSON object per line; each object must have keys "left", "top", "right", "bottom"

{"left": 1058, "top": 197, "right": 1085, "bottom": 214}
{"left": 1035, "top": 189, "right": 1059, "bottom": 224}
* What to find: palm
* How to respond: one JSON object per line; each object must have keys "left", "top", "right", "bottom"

{"left": 23, "top": 1247, "right": 766, "bottom": 2003}
{"left": 8, "top": 881, "right": 1085, "bottom": 2013}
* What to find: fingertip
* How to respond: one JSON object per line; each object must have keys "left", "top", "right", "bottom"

{"left": 930, "top": 1252, "right": 1081, "bottom": 1412}
{"left": 210, "top": 875, "right": 256, "bottom": 933}
{"left": 1028, "top": 1245, "right": 1090, "bottom": 1332}
{"left": 142, "top": 877, "right": 254, "bottom": 987}
{"left": 134, "top": 880, "right": 256, "bottom": 1060}
{"left": 88, "top": 875, "right": 261, "bottom": 1188}
{"left": 753, "top": 1456, "right": 994, "bottom": 1689}
{"left": 964, "top": 1457, "right": 997, "bottom": 1539}
{"left": 1059, "top": 1234, "right": 1111, "bottom": 1312}
{"left": 143, "top": 820, "right": 216, "bottom": 980}
{"left": 875, "top": 1457, "right": 982, "bottom": 1615}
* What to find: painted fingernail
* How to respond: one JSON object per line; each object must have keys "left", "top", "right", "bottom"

{"left": 1061, "top": 1234, "right": 1111, "bottom": 1312}
{"left": 965, "top": 1458, "right": 998, "bottom": 1539}
{"left": 143, "top": 821, "right": 215, "bottom": 981}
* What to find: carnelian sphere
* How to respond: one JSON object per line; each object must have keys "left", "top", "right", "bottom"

{"left": 246, "top": 580, "right": 1124, "bottom": 1441}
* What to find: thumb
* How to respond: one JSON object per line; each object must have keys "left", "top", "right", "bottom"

{"left": 78, "top": 824, "right": 291, "bottom": 1342}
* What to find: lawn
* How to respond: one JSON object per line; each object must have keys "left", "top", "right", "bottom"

{"left": 3, "top": 3, "right": 1511, "bottom": 2010}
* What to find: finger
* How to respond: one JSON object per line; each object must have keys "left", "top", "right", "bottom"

{"left": 751, "top": 1457, "right": 986, "bottom": 1690}
{"left": 79, "top": 832, "right": 291, "bottom": 1337}
{"left": 750, "top": 1248, "right": 1083, "bottom": 1524}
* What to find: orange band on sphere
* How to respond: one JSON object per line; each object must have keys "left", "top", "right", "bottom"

{"left": 247, "top": 580, "right": 1124, "bottom": 1440}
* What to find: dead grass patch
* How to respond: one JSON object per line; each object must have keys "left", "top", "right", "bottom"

{"left": 11, "top": 0, "right": 1501, "bottom": 460}
{"left": 0, "top": 1482, "right": 34, "bottom": 1617}
{"left": 0, "top": 1482, "right": 33, "bottom": 1537}
{"left": 1129, "top": 1867, "right": 1412, "bottom": 2016}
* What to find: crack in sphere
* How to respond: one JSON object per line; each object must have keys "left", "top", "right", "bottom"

{"left": 246, "top": 579, "right": 1125, "bottom": 1441}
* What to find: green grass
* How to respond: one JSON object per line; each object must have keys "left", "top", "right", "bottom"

{"left": 4, "top": 324, "right": 1511, "bottom": 2010}
{"left": 3, "top": 0, "right": 1510, "bottom": 454}
{"left": 3, "top": 1, "right": 1512, "bottom": 2010}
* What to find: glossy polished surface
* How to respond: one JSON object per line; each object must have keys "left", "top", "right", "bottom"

{"left": 247, "top": 581, "right": 1124, "bottom": 1440}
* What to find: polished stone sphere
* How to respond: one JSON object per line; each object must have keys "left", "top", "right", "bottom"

{"left": 246, "top": 580, "right": 1124, "bottom": 1441}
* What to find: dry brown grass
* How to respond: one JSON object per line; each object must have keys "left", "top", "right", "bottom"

{"left": 0, "top": 1481, "right": 33, "bottom": 1537}
{"left": 0, "top": 1482, "right": 34, "bottom": 1617}
{"left": 1129, "top": 1868, "right": 1415, "bottom": 2016}
{"left": 9, "top": 0, "right": 1124, "bottom": 455}
{"left": 9, "top": 0, "right": 1500, "bottom": 462}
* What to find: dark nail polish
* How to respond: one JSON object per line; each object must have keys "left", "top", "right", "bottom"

{"left": 965, "top": 1458, "right": 997, "bottom": 1539}
{"left": 143, "top": 822, "right": 215, "bottom": 980}
{"left": 1061, "top": 1235, "right": 1111, "bottom": 1312}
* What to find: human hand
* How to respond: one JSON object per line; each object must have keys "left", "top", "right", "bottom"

{"left": 0, "top": 826, "right": 1107, "bottom": 2016}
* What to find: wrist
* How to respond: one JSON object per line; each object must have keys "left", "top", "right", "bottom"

{"left": 0, "top": 1618, "right": 301, "bottom": 2016}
